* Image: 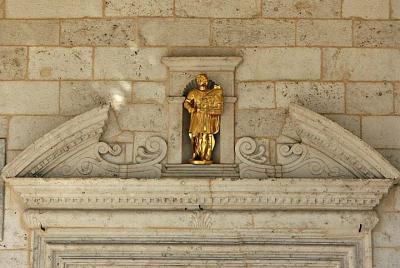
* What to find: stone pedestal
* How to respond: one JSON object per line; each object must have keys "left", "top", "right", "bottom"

{"left": 162, "top": 57, "right": 242, "bottom": 164}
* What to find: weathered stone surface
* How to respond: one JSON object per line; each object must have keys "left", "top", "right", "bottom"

{"left": 0, "top": 117, "right": 8, "bottom": 138}
{"left": 8, "top": 116, "right": 68, "bottom": 150}
{"left": 105, "top": 0, "right": 173, "bottom": 17}
{"left": 61, "top": 19, "right": 137, "bottom": 46}
{"left": 0, "top": 47, "right": 26, "bottom": 80}
{"left": 139, "top": 18, "right": 210, "bottom": 46}
{"left": 134, "top": 82, "right": 165, "bottom": 103}
{"left": 60, "top": 81, "right": 132, "bottom": 115}
{"left": 263, "top": 0, "right": 341, "bottom": 18}
{"left": 374, "top": 212, "right": 400, "bottom": 247}
{"left": 276, "top": 82, "right": 345, "bottom": 113}
{"left": 297, "top": 20, "right": 352, "bottom": 46}
{"left": 6, "top": 0, "right": 102, "bottom": 18}
{"left": 237, "top": 48, "right": 320, "bottom": 80}
{"left": 95, "top": 48, "right": 168, "bottom": 80}
{"left": 212, "top": 19, "right": 295, "bottom": 46}
{"left": 237, "top": 82, "right": 275, "bottom": 109}
{"left": 0, "top": 139, "right": 4, "bottom": 169}
{"left": 342, "top": 0, "right": 390, "bottom": 19}
{"left": 29, "top": 47, "right": 92, "bottom": 80}
{"left": 322, "top": 48, "right": 400, "bottom": 81}
{"left": 117, "top": 104, "right": 167, "bottom": 131}
{"left": 0, "top": 250, "right": 29, "bottom": 267}
{"left": 176, "top": 0, "right": 260, "bottom": 18}
{"left": 236, "top": 109, "right": 286, "bottom": 137}
{"left": 393, "top": 0, "right": 400, "bottom": 18}
{"left": 378, "top": 149, "right": 400, "bottom": 170}
{"left": 0, "top": 0, "right": 4, "bottom": 18}
{"left": 0, "top": 20, "right": 59, "bottom": 45}
{"left": 6, "top": 150, "right": 21, "bottom": 163}
{"left": 362, "top": 116, "right": 400, "bottom": 149}
{"left": 374, "top": 248, "right": 400, "bottom": 268}
{"left": 346, "top": 82, "right": 393, "bottom": 115}
{"left": 354, "top": 21, "right": 400, "bottom": 48}
{"left": 0, "top": 200, "right": 29, "bottom": 248}
{"left": 0, "top": 82, "right": 59, "bottom": 114}
{"left": 395, "top": 83, "right": 400, "bottom": 114}
{"left": 325, "top": 114, "right": 361, "bottom": 137}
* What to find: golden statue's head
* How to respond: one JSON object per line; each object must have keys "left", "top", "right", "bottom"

{"left": 196, "top": 74, "right": 209, "bottom": 90}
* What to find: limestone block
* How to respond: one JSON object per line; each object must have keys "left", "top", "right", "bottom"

{"left": 393, "top": 0, "right": 400, "bottom": 18}
{"left": 0, "top": 82, "right": 59, "bottom": 114}
{"left": 6, "top": 0, "right": 102, "bottom": 18}
{"left": 169, "top": 47, "right": 239, "bottom": 57}
{"left": 0, "top": 250, "right": 29, "bottom": 268}
{"left": 134, "top": 82, "right": 165, "bottom": 104}
{"left": 322, "top": 48, "right": 400, "bottom": 81}
{"left": 0, "top": 201, "right": 28, "bottom": 248}
{"left": 346, "top": 82, "right": 393, "bottom": 115}
{"left": 236, "top": 109, "right": 286, "bottom": 137}
{"left": 6, "top": 150, "right": 21, "bottom": 163}
{"left": 117, "top": 104, "right": 167, "bottom": 132}
{"left": 0, "top": 0, "right": 3, "bottom": 18}
{"left": 8, "top": 116, "right": 69, "bottom": 150}
{"left": 95, "top": 48, "right": 168, "bottom": 80}
{"left": 0, "top": 116, "right": 7, "bottom": 138}
{"left": 342, "top": 0, "right": 390, "bottom": 19}
{"left": 60, "top": 81, "right": 132, "bottom": 115}
{"left": 139, "top": 19, "right": 210, "bottom": 46}
{"left": 29, "top": 47, "right": 92, "bottom": 80}
{"left": 0, "top": 20, "right": 59, "bottom": 45}
{"left": 297, "top": 20, "right": 352, "bottom": 46}
{"left": 354, "top": 21, "right": 400, "bottom": 48}
{"left": 105, "top": 0, "right": 173, "bottom": 17}
{"left": 373, "top": 212, "right": 400, "bottom": 247}
{"left": 170, "top": 71, "right": 234, "bottom": 96}
{"left": 395, "top": 83, "right": 400, "bottom": 114}
{"left": 325, "top": 114, "right": 361, "bottom": 137}
{"left": 0, "top": 139, "right": 4, "bottom": 169}
{"left": 362, "top": 116, "right": 400, "bottom": 149}
{"left": 237, "top": 82, "right": 275, "bottom": 109}
{"left": 61, "top": 19, "right": 137, "bottom": 46}
{"left": 379, "top": 150, "right": 400, "bottom": 172}
{"left": 276, "top": 82, "right": 345, "bottom": 113}
{"left": 237, "top": 48, "right": 320, "bottom": 81}
{"left": 176, "top": 0, "right": 260, "bottom": 18}
{"left": 0, "top": 47, "right": 26, "bottom": 80}
{"left": 263, "top": 0, "right": 341, "bottom": 18}
{"left": 212, "top": 19, "right": 295, "bottom": 46}
{"left": 373, "top": 248, "right": 400, "bottom": 268}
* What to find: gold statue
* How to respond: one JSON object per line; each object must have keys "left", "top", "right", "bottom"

{"left": 184, "top": 74, "right": 224, "bottom": 165}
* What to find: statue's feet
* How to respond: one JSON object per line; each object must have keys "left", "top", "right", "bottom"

{"left": 189, "top": 159, "right": 213, "bottom": 165}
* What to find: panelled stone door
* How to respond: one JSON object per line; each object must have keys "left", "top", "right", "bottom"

{"left": 1, "top": 57, "right": 400, "bottom": 268}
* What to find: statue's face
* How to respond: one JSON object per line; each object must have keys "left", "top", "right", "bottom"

{"left": 196, "top": 74, "right": 208, "bottom": 91}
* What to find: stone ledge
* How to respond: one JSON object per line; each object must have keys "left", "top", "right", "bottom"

{"left": 5, "top": 177, "right": 393, "bottom": 211}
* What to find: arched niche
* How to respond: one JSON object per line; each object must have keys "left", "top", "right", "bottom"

{"left": 1, "top": 102, "right": 399, "bottom": 268}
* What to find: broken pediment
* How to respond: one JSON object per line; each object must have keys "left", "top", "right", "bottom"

{"left": 1, "top": 103, "right": 399, "bottom": 180}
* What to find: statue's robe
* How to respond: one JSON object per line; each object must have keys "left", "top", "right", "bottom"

{"left": 184, "top": 87, "right": 224, "bottom": 135}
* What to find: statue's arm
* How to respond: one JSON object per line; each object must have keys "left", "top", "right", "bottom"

{"left": 184, "top": 92, "right": 195, "bottom": 114}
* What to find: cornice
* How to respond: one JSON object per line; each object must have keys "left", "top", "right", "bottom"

{"left": 6, "top": 177, "right": 393, "bottom": 211}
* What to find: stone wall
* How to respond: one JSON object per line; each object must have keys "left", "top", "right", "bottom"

{"left": 0, "top": 0, "right": 399, "bottom": 267}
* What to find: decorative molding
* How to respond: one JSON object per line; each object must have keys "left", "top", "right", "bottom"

{"left": 236, "top": 104, "right": 400, "bottom": 180}
{"left": 5, "top": 177, "right": 392, "bottom": 211}
{"left": 32, "top": 230, "right": 370, "bottom": 268}
{"left": 1, "top": 106, "right": 167, "bottom": 179}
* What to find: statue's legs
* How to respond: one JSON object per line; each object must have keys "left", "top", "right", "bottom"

{"left": 189, "top": 133, "right": 214, "bottom": 164}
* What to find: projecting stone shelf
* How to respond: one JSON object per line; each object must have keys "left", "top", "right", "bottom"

{"left": 163, "top": 164, "right": 239, "bottom": 178}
